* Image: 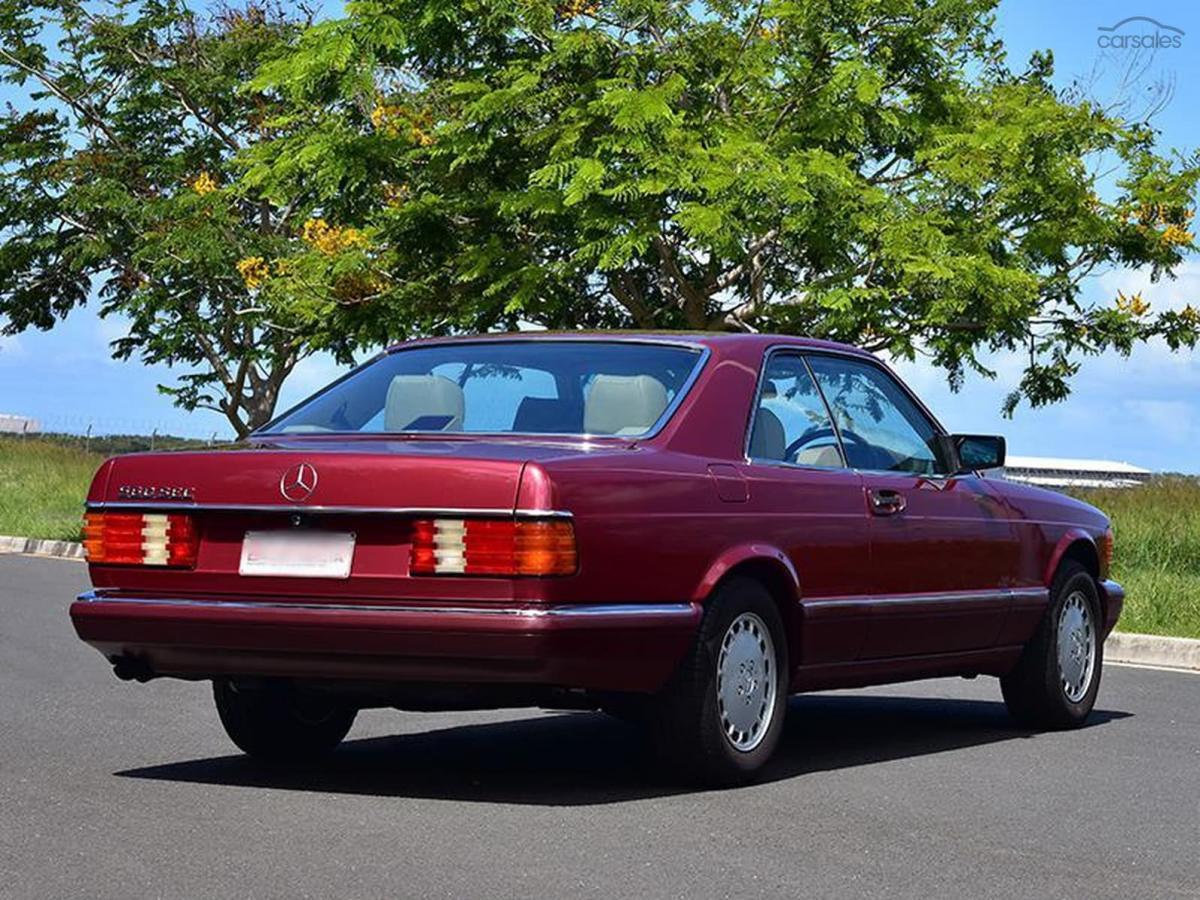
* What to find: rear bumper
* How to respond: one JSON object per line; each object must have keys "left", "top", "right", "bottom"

{"left": 1098, "top": 579, "right": 1125, "bottom": 638}
{"left": 70, "top": 592, "right": 701, "bottom": 693}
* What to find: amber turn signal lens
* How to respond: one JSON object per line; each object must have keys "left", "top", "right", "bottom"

{"left": 410, "top": 517, "right": 577, "bottom": 577}
{"left": 83, "top": 512, "right": 199, "bottom": 568}
{"left": 1098, "top": 527, "right": 1114, "bottom": 579}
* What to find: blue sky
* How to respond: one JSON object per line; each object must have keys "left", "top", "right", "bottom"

{"left": 1, "top": 1, "right": 1198, "bottom": 471}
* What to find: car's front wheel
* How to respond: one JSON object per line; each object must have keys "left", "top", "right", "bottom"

{"left": 213, "top": 679, "right": 357, "bottom": 762}
{"left": 652, "top": 576, "right": 788, "bottom": 786}
{"left": 1000, "top": 561, "right": 1103, "bottom": 729}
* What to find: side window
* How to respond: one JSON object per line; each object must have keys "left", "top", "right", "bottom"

{"left": 807, "top": 356, "right": 948, "bottom": 475}
{"left": 748, "top": 352, "right": 843, "bottom": 467}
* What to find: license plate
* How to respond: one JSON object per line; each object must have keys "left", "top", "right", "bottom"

{"left": 239, "top": 531, "right": 356, "bottom": 579}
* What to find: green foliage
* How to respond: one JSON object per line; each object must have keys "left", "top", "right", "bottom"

{"left": 238, "top": 0, "right": 1200, "bottom": 412}
{"left": 0, "top": 1, "right": 340, "bottom": 436}
{"left": 4, "top": 0, "right": 1200, "bottom": 420}
{"left": 0, "top": 438, "right": 100, "bottom": 541}
{"left": 1073, "top": 479, "right": 1200, "bottom": 639}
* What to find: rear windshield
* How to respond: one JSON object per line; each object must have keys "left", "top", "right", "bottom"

{"left": 263, "top": 341, "right": 705, "bottom": 437}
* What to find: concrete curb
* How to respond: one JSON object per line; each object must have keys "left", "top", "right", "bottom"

{"left": 0, "top": 534, "right": 1197, "bottom": 670}
{"left": 0, "top": 534, "right": 85, "bottom": 559}
{"left": 1105, "top": 631, "right": 1200, "bottom": 672}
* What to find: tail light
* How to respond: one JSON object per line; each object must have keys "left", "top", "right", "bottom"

{"left": 1098, "top": 527, "right": 1114, "bottom": 579}
{"left": 410, "top": 518, "right": 577, "bottom": 576}
{"left": 83, "top": 512, "right": 199, "bottom": 568}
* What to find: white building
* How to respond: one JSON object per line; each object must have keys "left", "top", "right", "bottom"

{"left": 1001, "top": 455, "right": 1152, "bottom": 490}
{"left": 0, "top": 413, "right": 40, "bottom": 435}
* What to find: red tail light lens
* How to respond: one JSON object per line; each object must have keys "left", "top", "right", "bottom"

{"left": 83, "top": 512, "right": 199, "bottom": 568}
{"left": 410, "top": 518, "right": 577, "bottom": 576}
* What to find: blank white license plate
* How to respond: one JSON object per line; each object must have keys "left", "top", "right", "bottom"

{"left": 239, "top": 531, "right": 356, "bottom": 579}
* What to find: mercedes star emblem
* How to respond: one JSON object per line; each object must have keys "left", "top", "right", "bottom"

{"left": 279, "top": 462, "right": 318, "bottom": 503}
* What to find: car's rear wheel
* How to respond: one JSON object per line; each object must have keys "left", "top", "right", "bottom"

{"left": 651, "top": 576, "right": 788, "bottom": 786}
{"left": 1000, "top": 561, "right": 1103, "bottom": 729}
{"left": 213, "top": 679, "right": 357, "bottom": 762}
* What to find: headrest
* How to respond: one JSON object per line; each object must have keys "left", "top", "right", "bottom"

{"left": 583, "top": 375, "right": 669, "bottom": 435}
{"left": 513, "top": 397, "right": 582, "bottom": 433}
{"left": 749, "top": 407, "right": 786, "bottom": 460}
{"left": 794, "top": 444, "right": 842, "bottom": 467}
{"left": 385, "top": 375, "right": 465, "bottom": 431}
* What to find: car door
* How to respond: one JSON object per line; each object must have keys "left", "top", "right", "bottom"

{"left": 741, "top": 350, "right": 870, "bottom": 666}
{"left": 806, "top": 354, "right": 1018, "bottom": 659}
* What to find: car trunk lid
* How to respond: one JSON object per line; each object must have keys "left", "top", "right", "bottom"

{"left": 85, "top": 440, "right": 576, "bottom": 604}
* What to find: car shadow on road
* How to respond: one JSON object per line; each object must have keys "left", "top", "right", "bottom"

{"left": 116, "top": 694, "right": 1131, "bottom": 806}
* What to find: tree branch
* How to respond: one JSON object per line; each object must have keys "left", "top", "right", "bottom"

{"left": 651, "top": 235, "right": 710, "bottom": 327}
{"left": 0, "top": 47, "right": 128, "bottom": 151}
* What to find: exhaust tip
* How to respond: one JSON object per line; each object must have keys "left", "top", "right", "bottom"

{"left": 110, "top": 654, "right": 156, "bottom": 683}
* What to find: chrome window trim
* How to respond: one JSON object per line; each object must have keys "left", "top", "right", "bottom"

{"left": 75, "top": 591, "right": 698, "bottom": 620}
{"left": 85, "top": 502, "right": 573, "bottom": 518}
{"left": 742, "top": 345, "right": 849, "bottom": 471}
{"left": 253, "top": 339, "right": 711, "bottom": 443}
{"left": 800, "top": 348, "right": 963, "bottom": 480}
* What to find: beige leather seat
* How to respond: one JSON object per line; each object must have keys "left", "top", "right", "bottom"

{"left": 584, "top": 375, "right": 669, "bottom": 435}
{"left": 385, "top": 375, "right": 465, "bottom": 431}
{"left": 794, "top": 444, "right": 843, "bottom": 467}
{"left": 749, "top": 407, "right": 786, "bottom": 460}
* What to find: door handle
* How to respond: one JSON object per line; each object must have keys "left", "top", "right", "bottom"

{"left": 869, "top": 489, "right": 906, "bottom": 516}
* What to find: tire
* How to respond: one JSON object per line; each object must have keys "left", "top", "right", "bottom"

{"left": 651, "top": 576, "right": 789, "bottom": 786}
{"left": 213, "top": 679, "right": 357, "bottom": 762}
{"left": 1001, "top": 561, "right": 1104, "bottom": 729}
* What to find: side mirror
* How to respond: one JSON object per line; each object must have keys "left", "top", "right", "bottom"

{"left": 952, "top": 434, "right": 1006, "bottom": 472}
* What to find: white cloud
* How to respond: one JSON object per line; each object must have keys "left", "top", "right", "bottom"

{"left": 1121, "top": 399, "right": 1200, "bottom": 445}
{"left": 1092, "top": 259, "right": 1200, "bottom": 313}
{"left": 0, "top": 334, "right": 25, "bottom": 359}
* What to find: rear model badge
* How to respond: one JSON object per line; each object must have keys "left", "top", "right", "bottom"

{"left": 117, "top": 485, "right": 194, "bottom": 501}
{"left": 280, "top": 463, "right": 318, "bottom": 503}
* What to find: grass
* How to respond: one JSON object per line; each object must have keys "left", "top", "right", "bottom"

{"left": 0, "top": 435, "right": 1196, "bottom": 638}
{"left": 1072, "top": 478, "right": 1200, "bottom": 640}
{"left": 0, "top": 437, "right": 102, "bottom": 542}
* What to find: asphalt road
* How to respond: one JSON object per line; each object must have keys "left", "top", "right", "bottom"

{"left": 1, "top": 554, "right": 1197, "bottom": 900}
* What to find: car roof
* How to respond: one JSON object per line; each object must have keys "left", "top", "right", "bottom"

{"left": 384, "top": 331, "right": 875, "bottom": 358}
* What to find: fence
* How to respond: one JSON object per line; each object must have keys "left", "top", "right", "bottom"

{"left": 0, "top": 411, "right": 234, "bottom": 450}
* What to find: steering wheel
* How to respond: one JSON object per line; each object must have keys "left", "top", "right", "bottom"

{"left": 784, "top": 426, "right": 868, "bottom": 462}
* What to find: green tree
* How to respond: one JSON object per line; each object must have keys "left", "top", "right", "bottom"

{"left": 243, "top": 0, "right": 1200, "bottom": 412}
{"left": 0, "top": 1, "right": 339, "bottom": 437}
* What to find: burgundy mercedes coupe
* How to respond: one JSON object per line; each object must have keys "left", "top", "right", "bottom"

{"left": 71, "top": 333, "right": 1122, "bottom": 784}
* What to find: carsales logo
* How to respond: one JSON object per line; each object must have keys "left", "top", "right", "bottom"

{"left": 1097, "top": 16, "right": 1184, "bottom": 49}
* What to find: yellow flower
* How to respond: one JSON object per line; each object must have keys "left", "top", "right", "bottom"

{"left": 1161, "top": 223, "right": 1194, "bottom": 246}
{"left": 1116, "top": 290, "right": 1151, "bottom": 317}
{"left": 191, "top": 172, "right": 218, "bottom": 196}
{"left": 383, "top": 182, "right": 411, "bottom": 208}
{"left": 557, "top": 0, "right": 599, "bottom": 17}
{"left": 302, "top": 218, "right": 369, "bottom": 255}
{"left": 236, "top": 256, "right": 270, "bottom": 290}
{"left": 371, "top": 100, "right": 436, "bottom": 146}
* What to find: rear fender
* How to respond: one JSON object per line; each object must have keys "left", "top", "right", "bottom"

{"left": 692, "top": 544, "right": 800, "bottom": 607}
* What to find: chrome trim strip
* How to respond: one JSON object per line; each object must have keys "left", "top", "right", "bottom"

{"left": 84, "top": 502, "right": 573, "bottom": 518}
{"left": 1009, "top": 587, "right": 1052, "bottom": 602}
{"left": 803, "top": 588, "right": 1049, "bottom": 610}
{"left": 74, "top": 592, "right": 698, "bottom": 620}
